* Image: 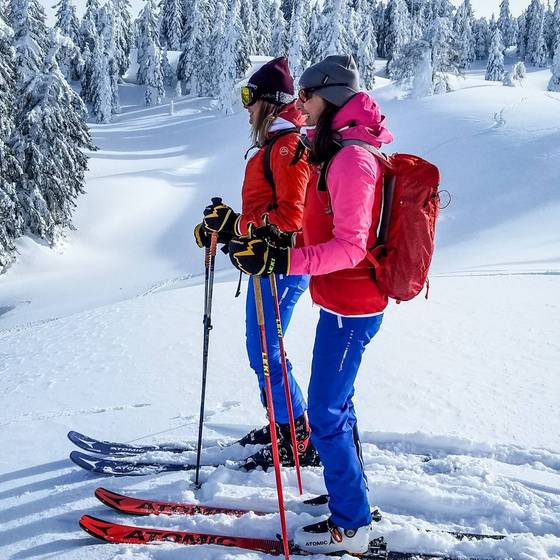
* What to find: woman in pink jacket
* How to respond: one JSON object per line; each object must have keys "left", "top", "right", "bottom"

{"left": 228, "top": 55, "right": 394, "bottom": 556}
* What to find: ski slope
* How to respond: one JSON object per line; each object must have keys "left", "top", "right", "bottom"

{"left": 0, "top": 64, "right": 559, "bottom": 559}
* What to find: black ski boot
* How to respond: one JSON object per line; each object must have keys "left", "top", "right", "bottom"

{"left": 237, "top": 423, "right": 277, "bottom": 447}
{"left": 242, "top": 413, "right": 321, "bottom": 471}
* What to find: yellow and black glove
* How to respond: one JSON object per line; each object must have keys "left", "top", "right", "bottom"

{"left": 203, "top": 200, "right": 239, "bottom": 236}
{"left": 252, "top": 222, "right": 296, "bottom": 248}
{"left": 228, "top": 237, "right": 289, "bottom": 277}
{"left": 194, "top": 221, "right": 233, "bottom": 249}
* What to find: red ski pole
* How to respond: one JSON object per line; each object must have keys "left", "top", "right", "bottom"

{"left": 252, "top": 275, "right": 290, "bottom": 560}
{"left": 269, "top": 273, "right": 303, "bottom": 496}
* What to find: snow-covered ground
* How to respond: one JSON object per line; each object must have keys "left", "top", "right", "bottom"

{"left": 0, "top": 63, "right": 559, "bottom": 559}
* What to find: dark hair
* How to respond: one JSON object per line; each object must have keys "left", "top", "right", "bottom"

{"left": 308, "top": 101, "right": 341, "bottom": 166}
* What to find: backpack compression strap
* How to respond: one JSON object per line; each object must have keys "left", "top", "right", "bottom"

{"left": 262, "top": 128, "right": 300, "bottom": 195}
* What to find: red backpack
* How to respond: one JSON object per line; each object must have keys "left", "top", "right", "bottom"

{"left": 340, "top": 141, "right": 441, "bottom": 302}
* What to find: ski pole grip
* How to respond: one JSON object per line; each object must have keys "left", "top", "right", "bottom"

{"left": 211, "top": 197, "right": 223, "bottom": 206}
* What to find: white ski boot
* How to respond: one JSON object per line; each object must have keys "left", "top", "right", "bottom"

{"left": 293, "top": 517, "right": 372, "bottom": 555}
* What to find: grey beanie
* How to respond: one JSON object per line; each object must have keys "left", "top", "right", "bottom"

{"left": 299, "top": 55, "right": 360, "bottom": 107}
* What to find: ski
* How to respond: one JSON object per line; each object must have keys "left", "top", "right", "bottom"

{"left": 67, "top": 430, "right": 197, "bottom": 456}
{"left": 79, "top": 514, "right": 465, "bottom": 559}
{"left": 70, "top": 450, "right": 225, "bottom": 476}
{"left": 95, "top": 487, "right": 271, "bottom": 517}
{"left": 93, "top": 487, "right": 507, "bottom": 542}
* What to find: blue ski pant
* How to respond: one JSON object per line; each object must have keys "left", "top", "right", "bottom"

{"left": 308, "top": 309, "right": 383, "bottom": 529}
{"left": 246, "top": 274, "right": 309, "bottom": 424}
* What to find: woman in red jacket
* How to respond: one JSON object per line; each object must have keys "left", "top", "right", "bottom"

{"left": 196, "top": 57, "right": 319, "bottom": 470}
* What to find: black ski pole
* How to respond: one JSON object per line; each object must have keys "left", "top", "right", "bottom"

{"left": 195, "top": 199, "right": 221, "bottom": 487}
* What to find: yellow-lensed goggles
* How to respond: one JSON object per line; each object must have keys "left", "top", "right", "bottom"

{"left": 240, "top": 85, "right": 258, "bottom": 107}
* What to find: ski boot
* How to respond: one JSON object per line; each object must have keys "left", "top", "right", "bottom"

{"left": 293, "top": 517, "right": 374, "bottom": 555}
{"left": 237, "top": 423, "right": 276, "bottom": 447}
{"left": 242, "top": 413, "right": 321, "bottom": 471}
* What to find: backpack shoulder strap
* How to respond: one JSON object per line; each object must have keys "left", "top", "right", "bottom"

{"left": 263, "top": 128, "right": 299, "bottom": 191}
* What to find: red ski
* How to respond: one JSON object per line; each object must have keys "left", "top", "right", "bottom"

{"left": 95, "top": 487, "right": 270, "bottom": 517}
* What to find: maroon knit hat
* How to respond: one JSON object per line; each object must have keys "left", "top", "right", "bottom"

{"left": 248, "top": 57, "right": 294, "bottom": 105}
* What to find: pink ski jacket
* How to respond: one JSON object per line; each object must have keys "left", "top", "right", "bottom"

{"left": 289, "top": 92, "right": 394, "bottom": 316}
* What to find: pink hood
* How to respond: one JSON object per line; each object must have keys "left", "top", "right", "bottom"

{"left": 303, "top": 92, "right": 393, "bottom": 148}
{"left": 333, "top": 92, "right": 393, "bottom": 147}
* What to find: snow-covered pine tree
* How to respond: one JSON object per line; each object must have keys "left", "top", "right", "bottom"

{"left": 473, "top": 17, "right": 490, "bottom": 59}
{"left": 253, "top": 0, "right": 271, "bottom": 55}
{"left": 554, "top": 0, "right": 560, "bottom": 49}
{"left": 485, "top": 26, "right": 505, "bottom": 80}
{"left": 0, "top": 15, "right": 22, "bottom": 269}
{"left": 287, "top": 0, "right": 307, "bottom": 80}
{"left": 8, "top": 0, "right": 49, "bottom": 88}
{"left": 280, "top": 0, "right": 294, "bottom": 24}
{"left": 143, "top": 37, "right": 164, "bottom": 105}
{"left": 80, "top": 0, "right": 100, "bottom": 44}
{"left": 548, "top": 42, "right": 560, "bottom": 90}
{"left": 176, "top": 0, "right": 210, "bottom": 95}
{"left": 53, "top": 0, "right": 80, "bottom": 42}
{"left": 427, "top": 15, "right": 461, "bottom": 93}
{"left": 97, "top": 2, "right": 120, "bottom": 115}
{"left": 270, "top": 0, "right": 287, "bottom": 56}
{"left": 389, "top": 38, "right": 429, "bottom": 92}
{"left": 216, "top": 0, "right": 242, "bottom": 113}
{"left": 112, "top": 0, "right": 132, "bottom": 77}
{"left": 503, "top": 60, "right": 526, "bottom": 86}
{"left": 11, "top": 29, "right": 95, "bottom": 243}
{"left": 89, "top": 34, "right": 112, "bottom": 121}
{"left": 315, "top": 0, "right": 354, "bottom": 62}
{"left": 525, "top": 0, "right": 548, "bottom": 65}
{"left": 137, "top": 0, "right": 159, "bottom": 85}
{"left": 374, "top": 0, "right": 386, "bottom": 57}
{"left": 517, "top": 10, "right": 527, "bottom": 58}
{"left": 205, "top": 0, "right": 226, "bottom": 92}
{"left": 307, "top": 0, "right": 322, "bottom": 64}
{"left": 384, "top": 0, "right": 411, "bottom": 67}
{"left": 354, "top": 0, "right": 377, "bottom": 89}
{"left": 453, "top": 0, "right": 475, "bottom": 69}
{"left": 239, "top": 0, "right": 257, "bottom": 55}
{"left": 497, "top": 0, "right": 516, "bottom": 47}
{"left": 159, "top": 0, "right": 182, "bottom": 50}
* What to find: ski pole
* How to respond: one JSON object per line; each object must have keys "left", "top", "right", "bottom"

{"left": 195, "top": 228, "right": 218, "bottom": 487}
{"left": 269, "top": 273, "right": 304, "bottom": 496}
{"left": 253, "top": 275, "right": 290, "bottom": 560}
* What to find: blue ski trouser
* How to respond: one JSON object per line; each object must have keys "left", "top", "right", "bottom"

{"left": 246, "top": 274, "right": 309, "bottom": 424}
{"left": 308, "top": 309, "right": 383, "bottom": 529}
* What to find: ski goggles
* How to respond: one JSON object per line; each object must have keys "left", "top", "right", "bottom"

{"left": 298, "top": 83, "right": 349, "bottom": 103}
{"left": 240, "top": 84, "right": 258, "bottom": 107}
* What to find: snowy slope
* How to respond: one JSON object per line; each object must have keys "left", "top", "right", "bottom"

{"left": 0, "top": 66, "right": 559, "bottom": 559}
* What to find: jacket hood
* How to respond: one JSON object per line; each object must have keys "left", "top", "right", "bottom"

{"left": 277, "top": 100, "right": 307, "bottom": 129}
{"left": 332, "top": 92, "right": 393, "bottom": 148}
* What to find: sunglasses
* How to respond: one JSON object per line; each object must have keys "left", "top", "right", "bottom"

{"left": 240, "top": 84, "right": 258, "bottom": 107}
{"left": 298, "top": 83, "right": 349, "bottom": 103}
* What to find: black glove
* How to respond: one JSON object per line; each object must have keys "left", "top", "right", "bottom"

{"left": 194, "top": 221, "right": 233, "bottom": 249}
{"left": 252, "top": 223, "right": 296, "bottom": 248}
{"left": 228, "top": 237, "right": 289, "bottom": 276}
{"left": 203, "top": 200, "right": 239, "bottom": 236}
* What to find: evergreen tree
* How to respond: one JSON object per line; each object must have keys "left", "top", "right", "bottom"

{"left": 497, "top": 0, "right": 515, "bottom": 47}
{"left": 517, "top": 11, "right": 527, "bottom": 58}
{"left": 161, "top": 45, "right": 175, "bottom": 87}
{"left": 53, "top": 0, "right": 79, "bottom": 42}
{"left": 287, "top": 0, "right": 307, "bottom": 79}
{"left": 270, "top": 0, "right": 287, "bottom": 56}
{"left": 485, "top": 27, "right": 505, "bottom": 81}
{"left": 548, "top": 42, "right": 560, "bottom": 90}
{"left": 98, "top": 2, "right": 120, "bottom": 115}
{"left": 503, "top": 60, "right": 526, "bottom": 86}
{"left": 374, "top": 1, "right": 386, "bottom": 57}
{"left": 112, "top": 0, "right": 132, "bottom": 77}
{"left": 473, "top": 17, "right": 490, "bottom": 59}
{"left": 89, "top": 34, "right": 112, "bottom": 121}
{"left": 144, "top": 38, "right": 164, "bottom": 105}
{"left": 8, "top": 0, "right": 49, "bottom": 88}
{"left": 10, "top": 30, "right": 95, "bottom": 243}
{"left": 80, "top": 42, "right": 94, "bottom": 100}
{"left": 354, "top": 0, "right": 377, "bottom": 89}
{"left": 427, "top": 15, "right": 461, "bottom": 93}
{"left": 453, "top": 0, "right": 475, "bottom": 69}
{"left": 384, "top": 0, "right": 411, "bottom": 65}
{"left": 80, "top": 0, "right": 100, "bottom": 45}
{"left": 389, "top": 39, "right": 431, "bottom": 95}
{"left": 205, "top": 0, "right": 226, "bottom": 92}
{"left": 525, "top": 0, "right": 547, "bottom": 65}
{"left": 159, "top": 0, "right": 182, "bottom": 50}
{"left": 239, "top": 0, "right": 257, "bottom": 55}
{"left": 315, "top": 0, "right": 354, "bottom": 62}
{"left": 217, "top": 0, "right": 242, "bottom": 113}
{"left": 280, "top": 0, "right": 293, "bottom": 24}
{"left": 554, "top": 0, "right": 560, "bottom": 49}
{"left": 0, "top": 16, "right": 22, "bottom": 269}
{"left": 253, "top": 0, "right": 271, "bottom": 55}
{"left": 307, "top": 0, "right": 322, "bottom": 63}
{"left": 137, "top": 0, "right": 159, "bottom": 85}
